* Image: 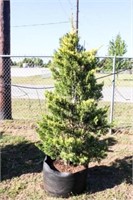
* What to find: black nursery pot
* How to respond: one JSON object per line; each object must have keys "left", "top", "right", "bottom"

{"left": 43, "top": 156, "right": 88, "bottom": 198}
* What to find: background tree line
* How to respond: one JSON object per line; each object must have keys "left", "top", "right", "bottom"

{"left": 11, "top": 58, "right": 51, "bottom": 68}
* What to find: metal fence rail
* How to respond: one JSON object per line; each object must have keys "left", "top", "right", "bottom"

{"left": 0, "top": 55, "right": 133, "bottom": 129}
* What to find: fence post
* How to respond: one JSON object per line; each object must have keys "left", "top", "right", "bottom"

{"left": 110, "top": 56, "right": 116, "bottom": 133}
{"left": 0, "top": 0, "right": 12, "bottom": 120}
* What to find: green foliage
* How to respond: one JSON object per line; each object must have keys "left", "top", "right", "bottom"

{"left": 37, "top": 32, "right": 110, "bottom": 166}
{"left": 101, "top": 34, "right": 129, "bottom": 72}
{"left": 108, "top": 34, "right": 127, "bottom": 56}
{"left": 17, "top": 58, "right": 44, "bottom": 67}
{"left": 43, "top": 60, "right": 52, "bottom": 68}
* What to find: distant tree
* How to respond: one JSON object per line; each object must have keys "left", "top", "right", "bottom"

{"left": 33, "top": 58, "right": 43, "bottom": 67}
{"left": 108, "top": 34, "right": 127, "bottom": 56}
{"left": 10, "top": 59, "right": 17, "bottom": 66}
{"left": 100, "top": 34, "right": 129, "bottom": 72}
{"left": 22, "top": 58, "right": 34, "bottom": 67}
{"left": 18, "top": 60, "right": 23, "bottom": 68}
{"left": 43, "top": 60, "right": 52, "bottom": 68}
{"left": 17, "top": 58, "right": 44, "bottom": 67}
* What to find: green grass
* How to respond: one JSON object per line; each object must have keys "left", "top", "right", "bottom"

{"left": 12, "top": 73, "right": 133, "bottom": 87}
{"left": 12, "top": 99, "right": 133, "bottom": 129}
{"left": 12, "top": 75, "right": 54, "bottom": 86}
{"left": 96, "top": 73, "right": 133, "bottom": 87}
{"left": 12, "top": 98, "right": 47, "bottom": 120}
{"left": 0, "top": 134, "right": 25, "bottom": 146}
{"left": 113, "top": 102, "right": 133, "bottom": 127}
{"left": 98, "top": 102, "right": 133, "bottom": 128}
{"left": 0, "top": 121, "right": 132, "bottom": 200}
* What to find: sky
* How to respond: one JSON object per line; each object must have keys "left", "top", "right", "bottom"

{"left": 11, "top": 0, "right": 133, "bottom": 57}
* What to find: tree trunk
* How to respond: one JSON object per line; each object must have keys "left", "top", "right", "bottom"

{"left": 0, "top": 0, "right": 12, "bottom": 119}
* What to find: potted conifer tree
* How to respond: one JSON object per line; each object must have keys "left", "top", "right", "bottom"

{"left": 37, "top": 31, "right": 110, "bottom": 197}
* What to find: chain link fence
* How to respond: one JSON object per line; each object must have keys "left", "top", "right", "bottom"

{"left": 0, "top": 55, "right": 133, "bottom": 129}
{"left": 97, "top": 56, "right": 133, "bottom": 130}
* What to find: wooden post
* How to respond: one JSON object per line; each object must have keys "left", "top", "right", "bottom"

{"left": 0, "top": 0, "right": 12, "bottom": 119}
{"left": 76, "top": 0, "right": 79, "bottom": 34}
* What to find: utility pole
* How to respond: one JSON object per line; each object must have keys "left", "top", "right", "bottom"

{"left": 76, "top": 0, "right": 79, "bottom": 34}
{"left": 0, "top": 0, "right": 12, "bottom": 119}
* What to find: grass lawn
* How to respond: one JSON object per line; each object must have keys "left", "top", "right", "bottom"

{"left": 96, "top": 73, "right": 133, "bottom": 87}
{"left": 12, "top": 99, "right": 133, "bottom": 129}
{"left": 12, "top": 99, "right": 47, "bottom": 120}
{"left": 98, "top": 102, "right": 133, "bottom": 128}
{"left": 0, "top": 120, "right": 133, "bottom": 200}
{"left": 12, "top": 75, "right": 55, "bottom": 86}
{"left": 12, "top": 73, "right": 133, "bottom": 87}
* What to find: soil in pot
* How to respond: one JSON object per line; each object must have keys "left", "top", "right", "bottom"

{"left": 53, "top": 160, "right": 87, "bottom": 173}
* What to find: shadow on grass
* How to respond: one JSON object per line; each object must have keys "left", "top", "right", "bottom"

{"left": 1, "top": 141, "right": 45, "bottom": 181}
{"left": 2, "top": 136, "right": 132, "bottom": 194}
{"left": 1, "top": 136, "right": 117, "bottom": 181}
{"left": 103, "top": 137, "right": 118, "bottom": 147}
{"left": 88, "top": 155, "right": 132, "bottom": 193}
